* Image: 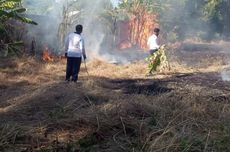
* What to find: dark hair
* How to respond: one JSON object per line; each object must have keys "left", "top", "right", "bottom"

{"left": 75, "top": 24, "right": 83, "bottom": 34}
{"left": 154, "top": 28, "right": 160, "bottom": 33}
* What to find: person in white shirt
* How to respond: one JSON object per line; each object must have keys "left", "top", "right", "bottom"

{"left": 65, "top": 24, "right": 86, "bottom": 82}
{"left": 147, "top": 28, "right": 160, "bottom": 55}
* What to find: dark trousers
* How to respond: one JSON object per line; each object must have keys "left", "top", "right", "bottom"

{"left": 66, "top": 57, "right": 82, "bottom": 82}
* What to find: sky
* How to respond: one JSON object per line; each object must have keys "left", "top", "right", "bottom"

{"left": 56, "top": 0, "right": 120, "bottom": 6}
{"left": 111, "top": 0, "right": 119, "bottom": 7}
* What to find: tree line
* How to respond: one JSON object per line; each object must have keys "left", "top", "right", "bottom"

{"left": 1, "top": 0, "right": 229, "bottom": 57}
{"left": 117, "top": 0, "right": 230, "bottom": 41}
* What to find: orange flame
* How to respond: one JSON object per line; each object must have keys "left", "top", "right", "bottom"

{"left": 117, "top": 5, "right": 157, "bottom": 50}
{"left": 42, "top": 47, "right": 54, "bottom": 62}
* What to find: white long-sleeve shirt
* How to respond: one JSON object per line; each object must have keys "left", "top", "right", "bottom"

{"left": 147, "top": 34, "right": 159, "bottom": 50}
{"left": 65, "top": 33, "right": 85, "bottom": 57}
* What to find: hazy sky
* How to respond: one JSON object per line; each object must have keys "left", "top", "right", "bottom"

{"left": 55, "top": 0, "right": 119, "bottom": 6}
{"left": 111, "top": 0, "right": 119, "bottom": 7}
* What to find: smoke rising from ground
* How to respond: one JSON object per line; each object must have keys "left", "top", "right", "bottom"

{"left": 23, "top": 0, "right": 64, "bottom": 54}
{"left": 221, "top": 69, "right": 230, "bottom": 81}
{"left": 158, "top": 0, "right": 208, "bottom": 41}
{"left": 23, "top": 0, "right": 148, "bottom": 64}
{"left": 23, "top": 0, "right": 229, "bottom": 66}
{"left": 158, "top": 0, "right": 230, "bottom": 82}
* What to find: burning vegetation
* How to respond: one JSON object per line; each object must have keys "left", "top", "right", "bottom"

{"left": 117, "top": 6, "right": 157, "bottom": 50}
{"left": 1, "top": 0, "right": 230, "bottom": 151}
{"left": 42, "top": 47, "right": 54, "bottom": 62}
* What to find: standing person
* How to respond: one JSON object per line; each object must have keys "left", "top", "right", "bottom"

{"left": 65, "top": 24, "right": 86, "bottom": 82}
{"left": 147, "top": 28, "right": 160, "bottom": 55}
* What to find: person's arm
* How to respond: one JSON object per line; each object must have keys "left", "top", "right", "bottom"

{"left": 155, "top": 36, "right": 160, "bottom": 49}
{"left": 147, "top": 37, "right": 150, "bottom": 48}
{"left": 64, "top": 35, "right": 69, "bottom": 57}
{"left": 80, "top": 38, "right": 86, "bottom": 60}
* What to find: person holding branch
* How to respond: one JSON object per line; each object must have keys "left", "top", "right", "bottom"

{"left": 146, "top": 28, "right": 169, "bottom": 75}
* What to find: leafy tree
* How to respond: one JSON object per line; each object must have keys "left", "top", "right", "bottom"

{"left": 159, "top": 0, "right": 230, "bottom": 40}
{"left": 22, "top": 0, "right": 62, "bottom": 15}
{"left": 118, "top": 0, "right": 160, "bottom": 17}
{"left": 58, "top": 0, "right": 115, "bottom": 49}
{"left": 117, "top": 0, "right": 230, "bottom": 41}
{"left": 0, "top": 0, "right": 37, "bottom": 57}
{"left": 203, "top": 0, "right": 230, "bottom": 37}
{"left": 0, "top": 0, "right": 36, "bottom": 24}
{"left": 116, "top": 0, "right": 159, "bottom": 48}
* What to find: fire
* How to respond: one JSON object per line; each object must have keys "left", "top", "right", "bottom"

{"left": 118, "top": 40, "right": 132, "bottom": 49}
{"left": 42, "top": 47, "right": 54, "bottom": 62}
{"left": 117, "top": 4, "right": 157, "bottom": 50}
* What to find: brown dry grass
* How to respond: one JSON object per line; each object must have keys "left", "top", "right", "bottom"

{"left": 0, "top": 51, "right": 229, "bottom": 152}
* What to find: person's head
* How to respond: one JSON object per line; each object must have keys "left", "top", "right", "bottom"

{"left": 153, "top": 28, "right": 160, "bottom": 36}
{"left": 75, "top": 24, "right": 83, "bottom": 34}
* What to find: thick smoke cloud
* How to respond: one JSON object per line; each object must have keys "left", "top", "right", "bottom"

{"left": 23, "top": 0, "right": 147, "bottom": 64}
{"left": 64, "top": 0, "right": 147, "bottom": 64}
{"left": 158, "top": 0, "right": 208, "bottom": 41}
{"left": 23, "top": 0, "right": 64, "bottom": 54}
{"left": 23, "top": 0, "right": 229, "bottom": 69}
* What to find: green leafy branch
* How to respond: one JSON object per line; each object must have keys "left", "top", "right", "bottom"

{"left": 145, "top": 45, "right": 169, "bottom": 74}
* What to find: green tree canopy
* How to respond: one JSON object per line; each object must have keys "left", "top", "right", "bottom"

{"left": 0, "top": 0, "right": 37, "bottom": 57}
{"left": 117, "top": 0, "right": 230, "bottom": 40}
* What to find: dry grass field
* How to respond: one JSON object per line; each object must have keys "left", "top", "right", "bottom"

{"left": 0, "top": 44, "right": 230, "bottom": 152}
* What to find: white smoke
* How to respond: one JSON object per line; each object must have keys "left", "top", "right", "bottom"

{"left": 221, "top": 68, "right": 230, "bottom": 81}
{"left": 23, "top": 0, "right": 147, "bottom": 64}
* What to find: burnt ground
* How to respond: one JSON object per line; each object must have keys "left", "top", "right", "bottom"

{"left": 0, "top": 51, "right": 230, "bottom": 151}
